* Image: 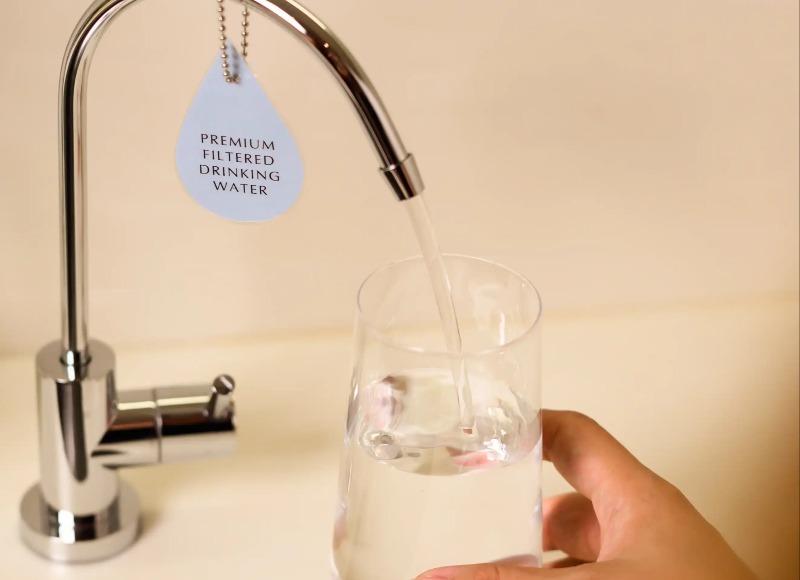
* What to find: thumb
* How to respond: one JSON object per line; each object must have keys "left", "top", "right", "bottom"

{"left": 416, "top": 564, "right": 569, "bottom": 579}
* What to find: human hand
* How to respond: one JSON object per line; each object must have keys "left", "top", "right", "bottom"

{"left": 415, "top": 410, "right": 756, "bottom": 580}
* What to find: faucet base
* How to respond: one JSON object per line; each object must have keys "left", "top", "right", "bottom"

{"left": 20, "top": 481, "right": 140, "bottom": 563}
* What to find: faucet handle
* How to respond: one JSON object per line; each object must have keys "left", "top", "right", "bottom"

{"left": 208, "top": 374, "right": 235, "bottom": 419}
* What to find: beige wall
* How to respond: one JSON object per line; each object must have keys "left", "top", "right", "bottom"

{"left": 0, "top": 0, "right": 796, "bottom": 354}
{"left": 0, "top": 1, "right": 798, "bottom": 577}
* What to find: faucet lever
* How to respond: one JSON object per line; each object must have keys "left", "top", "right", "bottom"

{"left": 208, "top": 374, "right": 236, "bottom": 419}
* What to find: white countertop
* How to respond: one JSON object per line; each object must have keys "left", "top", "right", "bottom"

{"left": 1, "top": 298, "right": 797, "bottom": 578}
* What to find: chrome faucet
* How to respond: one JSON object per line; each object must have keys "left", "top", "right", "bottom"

{"left": 20, "top": 0, "right": 423, "bottom": 563}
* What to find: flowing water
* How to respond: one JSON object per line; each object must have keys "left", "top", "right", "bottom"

{"left": 404, "top": 195, "right": 475, "bottom": 434}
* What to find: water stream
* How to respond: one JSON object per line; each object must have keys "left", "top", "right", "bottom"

{"left": 404, "top": 195, "right": 475, "bottom": 435}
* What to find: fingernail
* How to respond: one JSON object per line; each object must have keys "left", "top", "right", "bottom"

{"left": 415, "top": 571, "right": 451, "bottom": 580}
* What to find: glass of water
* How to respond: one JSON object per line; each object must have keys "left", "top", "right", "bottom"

{"left": 332, "top": 254, "right": 543, "bottom": 580}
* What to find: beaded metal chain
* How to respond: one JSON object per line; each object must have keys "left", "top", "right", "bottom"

{"left": 216, "top": 0, "right": 250, "bottom": 83}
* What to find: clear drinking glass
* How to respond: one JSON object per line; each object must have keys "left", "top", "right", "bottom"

{"left": 331, "top": 255, "right": 543, "bottom": 580}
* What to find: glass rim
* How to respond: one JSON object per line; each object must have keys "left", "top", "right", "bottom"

{"left": 355, "top": 253, "right": 543, "bottom": 358}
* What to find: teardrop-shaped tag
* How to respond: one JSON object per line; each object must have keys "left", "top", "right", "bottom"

{"left": 176, "top": 44, "right": 303, "bottom": 222}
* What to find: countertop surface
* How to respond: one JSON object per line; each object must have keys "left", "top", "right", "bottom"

{"left": 1, "top": 298, "right": 797, "bottom": 579}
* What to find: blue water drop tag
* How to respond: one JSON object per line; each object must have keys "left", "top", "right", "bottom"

{"left": 176, "top": 44, "right": 303, "bottom": 222}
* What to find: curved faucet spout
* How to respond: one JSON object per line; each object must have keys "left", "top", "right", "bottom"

{"left": 59, "top": 0, "right": 424, "bottom": 365}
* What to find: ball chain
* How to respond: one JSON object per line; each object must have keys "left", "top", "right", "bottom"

{"left": 217, "top": 0, "right": 250, "bottom": 83}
